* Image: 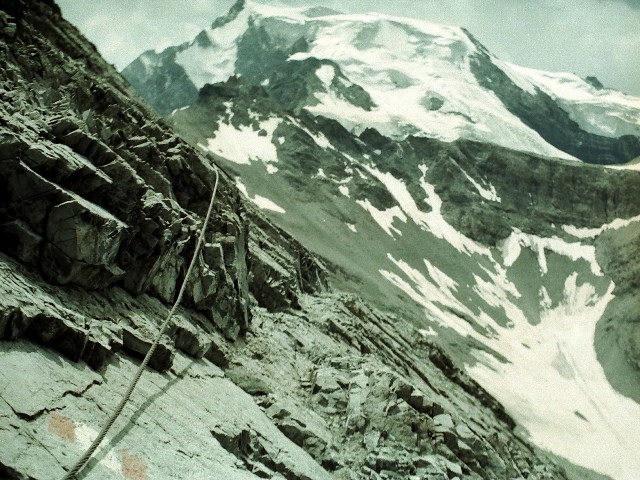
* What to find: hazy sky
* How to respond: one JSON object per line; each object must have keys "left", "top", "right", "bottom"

{"left": 58, "top": 0, "right": 640, "bottom": 96}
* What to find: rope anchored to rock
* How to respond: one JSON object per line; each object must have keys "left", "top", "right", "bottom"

{"left": 62, "top": 167, "right": 220, "bottom": 479}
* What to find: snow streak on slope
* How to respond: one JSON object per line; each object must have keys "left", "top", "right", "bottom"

{"left": 364, "top": 164, "right": 491, "bottom": 257}
{"left": 235, "top": 178, "right": 286, "bottom": 213}
{"left": 501, "top": 229, "right": 601, "bottom": 275}
{"left": 355, "top": 199, "right": 406, "bottom": 238}
{"left": 562, "top": 214, "right": 640, "bottom": 239}
{"left": 449, "top": 157, "right": 501, "bottom": 202}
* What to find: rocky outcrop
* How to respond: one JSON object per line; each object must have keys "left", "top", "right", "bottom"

{"left": 594, "top": 222, "right": 640, "bottom": 404}
{"left": 266, "top": 57, "right": 376, "bottom": 115}
{"left": 121, "top": 48, "right": 199, "bottom": 117}
{"left": 0, "top": 0, "right": 330, "bottom": 345}
{"left": 0, "top": 248, "right": 568, "bottom": 478}
{"left": 216, "top": 293, "right": 567, "bottom": 479}
{"left": 407, "top": 137, "right": 640, "bottom": 245}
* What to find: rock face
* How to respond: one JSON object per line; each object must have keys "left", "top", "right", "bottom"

{"left": 0, "top": 0, "right": 331, "bottom": 344}
{"left": 594, "top": 222, "right": 640, "bottom": 405}
{"left": 0, "top": 2, "right": 572, "bottom": 480}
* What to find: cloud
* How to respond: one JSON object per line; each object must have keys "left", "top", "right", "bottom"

{"left": 57, "top": 1, "right": 235, "bottom": 68}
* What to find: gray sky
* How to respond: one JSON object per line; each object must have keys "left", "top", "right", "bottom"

{"left": 58, "top": 0, "right": 640, "bottom": 96}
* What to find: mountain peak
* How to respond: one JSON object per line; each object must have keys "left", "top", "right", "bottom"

{"left": 211, "top": 0, "right": 246, "bottom": 29}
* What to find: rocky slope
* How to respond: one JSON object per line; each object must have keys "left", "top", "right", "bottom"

{"left": 159, "top": 9, "right": 640, "bottom": 480}
{"left": 123, "top": 0, "right": 640, "bottom": 165}
{"left": 0, "top": 1, "right": 578, "bottom": 480}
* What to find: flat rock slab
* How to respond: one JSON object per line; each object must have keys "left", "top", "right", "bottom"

{"left": 0, "top": 342, "right": 331, "bottom": 480}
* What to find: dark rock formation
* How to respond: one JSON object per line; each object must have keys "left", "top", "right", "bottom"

{"left": 585, "top": 76, "right": 605, "bottom": 90}
{"left": 121, "top": 48, "right": 199, "bottom": 117}
{"left": 266, "top": 57, "right": 376, "bottom": 114}
{"left": 0, "top": 0, "right": 329, "bottom": 349}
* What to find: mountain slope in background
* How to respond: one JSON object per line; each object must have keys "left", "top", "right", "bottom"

{"left": 123, "top": 0, "right": 640, "bottom": 165}
{"left": 120, "top": 2, "right": 640, "bottom": 479}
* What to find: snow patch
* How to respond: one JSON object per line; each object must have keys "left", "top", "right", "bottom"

{"left": 170, "top": 105, "right": 189, "bottom": 116}
{"left": 332, "top": 176, "right": 352, "bottom": 185}
{"left": 452, "top": 160, "right": 501, "bottom": 202}
{"left": 288, "top": 116, "right": 335, "bottom": 150}
{"left": 379, "top": 255, "right": 480, "bottom": 338}
{"left": 356, "top": 199, "right": 406, "bottom": 237}
{"left": 607, "top": 161, "right": 640, "bottom": 172}
{"left": 365, "top": 164, "right": 490, "bottom": 256}
{"left": 507, "top": 63, "right": 640, "bottom": 138}
{"left": 467, "top": 276, "right": 640, "bottom": 480}
{"left": 423, "top": 259, "right": 458, "bottom": 294}
{"left": 562, "top": 214, "right": 640, "bottom": 239}
{"left": 252, "top": 195, "right": 286, "bottom": 213}
{"left": 419, "top": 327, "right": 438, "bottom": 337}
{"left": 501, "top": 229, "right": 601, "bottom": 275}
{"left": 200, "top": 117, "right": 282, "bottom": 172}
{"left": 316, "top": 64, "right": 335, "bottom": 88}
{"left": 235, "top": 178, "right": 286, "bottom": 213}
{"left": 539, "top": 286, "right": 552, "bottom": 309}
{"left": 472, "top": 271, "right": 527, "bottom": 327}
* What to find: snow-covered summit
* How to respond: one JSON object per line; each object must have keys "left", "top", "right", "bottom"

{"left": 123, "top": 0, "right": 640, "bottom": 164}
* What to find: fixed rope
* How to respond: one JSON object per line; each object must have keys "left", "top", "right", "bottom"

{"left": 62, "top": 167, "right": 220, "bottom": 479}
